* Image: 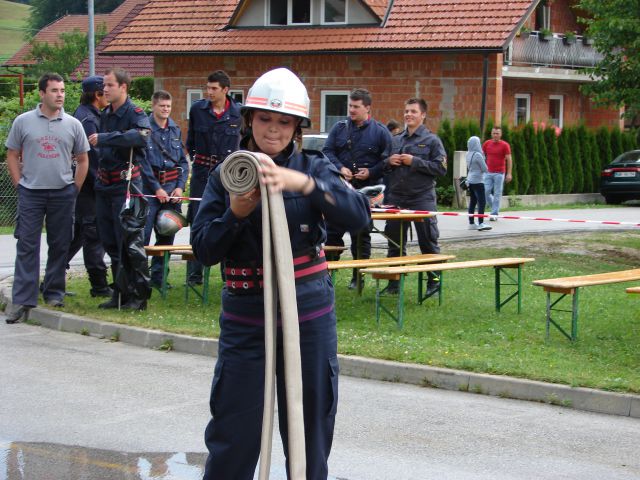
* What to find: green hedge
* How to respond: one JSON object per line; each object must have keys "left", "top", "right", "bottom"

{"left": 440, "top": 118, "right": 639, "bottom": 196}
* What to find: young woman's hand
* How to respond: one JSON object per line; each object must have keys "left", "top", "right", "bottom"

{"left": 257, "top": 154, "right": 315, "bottom": 195}
{"left": 230, "top": 187, "right": 261, "bottom": 218}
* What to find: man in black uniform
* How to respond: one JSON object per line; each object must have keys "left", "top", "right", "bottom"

{"left": 185, "top": 70, "right": 241, "bottom": 285}
{"left": 66, "top": 75, "right": 112, "bottom": 298}
{"left": 384, "top": 98, "right": 447, "bottom": 295}
{"left": 89, "top": 67, "right": 152, "bottom": 310}
{"left": 322, "top": 88, "right": 392, "bottom": 289}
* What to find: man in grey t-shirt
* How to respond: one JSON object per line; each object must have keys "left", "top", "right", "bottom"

{"left": 5, "top": 73, "right": 89, "bottom": 323}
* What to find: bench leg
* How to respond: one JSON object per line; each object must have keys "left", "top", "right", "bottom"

{"left": 417, "top": 271, "right": 442, "bottom": 305}
{"left": 545, "top": 291, "right": 577, "bottom": 341}
{"left": 494, "top": 266, "right": 521, "bottom": 312}
{"left": 375, "top": 275, "right": 406, "bottom": 329}
{"left": 203, "top": 266, "right": 211, "bottom": 306}
{"left": 160, "top": 252, "right": 170, "bottom": 299}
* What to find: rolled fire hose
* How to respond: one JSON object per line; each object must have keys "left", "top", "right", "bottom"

{"left": 220, "top": 151, "right": 306, "bottom": 480}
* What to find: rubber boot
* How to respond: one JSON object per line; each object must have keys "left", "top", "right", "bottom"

{"left": 99, "top": 289, "right": 123, "bottom": 309}
{"left": 121, "top": 296, "right": 147, "bottom": 311}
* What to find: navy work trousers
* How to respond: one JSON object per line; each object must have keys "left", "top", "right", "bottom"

{"left": 13, "top": 184, "right": 76, "bottom": 307}
{"left": 186, "top": 168, "right": 207, "bottom": 282}
{"left": 203, "top": 313, "right": 339, "bottom": 480}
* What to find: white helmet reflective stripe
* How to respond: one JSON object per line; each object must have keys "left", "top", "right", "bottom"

{"left": 243, "top": 68, "right": 311, "bottom": 128}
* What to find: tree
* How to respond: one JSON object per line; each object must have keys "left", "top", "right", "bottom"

{"left": 544, "top": 127, "right": 561, "bottom": 193}
{"left": 25, "top": 25, "right": 107, "bottom": 80}
{"left": 595, "top": 126, "right": 612, "bottom": 167}
{"left": 509, "top": 129, "right": 525, "bottom": 195}
{"left": 578, "top": 0, "right": 640, "bottom": 119}
{"left": 536, "top": 127, "right": 551, "bottom": 193}
{"left": 28, "top": 0, "right": 124, "bottom": 33}
{"left": 609, "top": 126, "right": 624, "bottom": 160}
{"left": 578, "top": 125, "right": 593, "bottom": 193}
{"left": 557, "top": 130, "right": 573, "bottom": 193}
{"left": 437, "top": 118, "right": 455, "bottom": 188}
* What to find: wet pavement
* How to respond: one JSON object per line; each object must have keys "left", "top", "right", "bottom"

{"left": 2, "top": 320, "right": 640, "bottom": 480}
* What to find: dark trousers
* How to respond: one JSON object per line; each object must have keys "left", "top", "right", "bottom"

{"left": 186, "top": 170, "right": 207, "bottom": 281}
{"left": 95, "top": 181, "right": 141, "bottom": 284}
{"left": 467, "top": 182, "right": 487, "bottom": 225}
{"left": 385, "top": 199, "right": 440, "bottom": 257}
{"left": 203, "top": 313, "right": 338, "bottom": 480}
{"left": 144, "top": 195, "right": 181, "bottom": 284}
{"left": 326, "top": 221, "right": 372, "bottom": 264}
{"left": 13, "top": 184, "right": 77, "bottom": 306}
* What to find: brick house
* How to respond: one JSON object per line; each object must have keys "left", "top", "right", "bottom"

{"left": 3, "top": 0, "right": 153, "bottom": 78}
{"left": 102, "top": 0, "right": 621, "bottom": 135}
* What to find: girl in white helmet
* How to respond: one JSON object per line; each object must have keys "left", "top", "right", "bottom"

{"left": 191, "top": 68, "right": 370, "bottom": 479}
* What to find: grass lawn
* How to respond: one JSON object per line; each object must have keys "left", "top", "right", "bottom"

{"left": 0, "top": 0, "right": 30, "bottom": 64}
{"left": 60, "top": 231, "right": 640, "bottom": 394}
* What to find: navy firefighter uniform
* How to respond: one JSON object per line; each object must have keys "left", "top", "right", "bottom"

{"left": 384, "top": 123, "right": 447, "bottom": 258}
{"left": 191, "top": 144, "right": 370, "bottom": 479}
{"left": 143, "top": 114, "right": 189, "bottom": 286}
{"left": 68, "top": 101, "right": 111, "bottom": 296}
{"left": 322, "top": 117, "right": 391, "bottom": 263}
{"left": 185, "top": 95, "right": 241, "bottom": 284}
{"left": 94, "top": 98, "right": 152, "bottom": 297}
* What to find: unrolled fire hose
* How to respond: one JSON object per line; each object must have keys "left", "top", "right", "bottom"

{"left": 219, "top": 151, "right": 306, "bottom": 480}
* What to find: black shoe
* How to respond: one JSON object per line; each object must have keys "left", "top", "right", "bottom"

{"left": 187, "top": 278, "right": 203, "bottom": 286}
{"left": 45, "top": 298, "right": 65, "bottom": 308}
{"left": 90, "top": 286, "right": 113, "bottom": 298}
{"left": 426, "top": 283, "right": 440, "bottom": 297}
{"left": 385, "top": 281, "right": 399, "bottom": 295}
{"left": 5, "top": 305, "right": 31, "bottom": 324}
{"left": 121, "top": 298, "right": 147, "bottom": 311}
{"left": 348, "top": 279, "right": 357, "bottom": 290}
{"left": 99, "top": 294, "right": 121, "bottom": 309}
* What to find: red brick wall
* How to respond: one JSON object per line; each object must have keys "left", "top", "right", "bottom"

{"left": 503, "top": 78, "right": 621, "bottom": 128}
{"left": 154, "top": 52, "right": 502, "bottom": 138}
{"left": 550, "top": 0, "right": 581, "bottom": 35}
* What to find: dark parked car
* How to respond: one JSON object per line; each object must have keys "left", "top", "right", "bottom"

{"left": 302, "top": 134, "right": 328, "bottom": 151}
{"left": 600, "top": 150, "right": 640, "bottom": 204}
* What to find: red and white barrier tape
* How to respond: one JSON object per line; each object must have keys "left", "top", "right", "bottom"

{"left": 129, "top": 194, "right": 640, "bottom": 228}
{"left": 371, "top": 207, "right": 640, "bottom": 228}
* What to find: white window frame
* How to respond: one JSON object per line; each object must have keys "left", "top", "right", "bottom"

{"left": 549, "top": 95, "right": 564, "bottom": 128}
{"left": 320, "top": 90, "right": 350, "bottom": 133}
{"left": 186, "top": 89, "right": 203, "bottom": 119}
{"left": 514, "top": 93, "right": 531, "bottom": 126}
{"left": 321, "top": 0, "right": 348, "bottom": 25}
{"left": 267, "top": 0, "right": 312, "bottom": 26}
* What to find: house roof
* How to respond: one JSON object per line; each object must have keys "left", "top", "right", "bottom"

{"left": 102, "top": 0, "right": 537, "bottom": 55}
{"left": 4, "top": 0, "right": 153, "bottom": 76}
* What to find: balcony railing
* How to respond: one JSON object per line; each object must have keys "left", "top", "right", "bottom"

{"left": 506, "top": 33, "right": 603, "bottom": 69}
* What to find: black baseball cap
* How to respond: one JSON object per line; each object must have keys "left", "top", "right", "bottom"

{"left": 81, "top": 75, "right": 104, "bottom": 93}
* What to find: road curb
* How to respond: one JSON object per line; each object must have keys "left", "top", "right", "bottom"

{"left": 1, "top": 279, "right": 638, "bottom": 419}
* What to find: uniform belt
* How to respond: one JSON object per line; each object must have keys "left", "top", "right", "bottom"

{"left": 153, "top": 167, "right": 181, "bottom": 185}
{"left": 224, "top": 250, "right": 327, "bottom": 294}
{"left": 193, "top": 154, "right": 220, "bottom": 167}
{"left": 97, "top": 166, "right": 140, "bottom": 185}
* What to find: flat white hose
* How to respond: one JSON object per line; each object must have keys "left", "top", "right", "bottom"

{"left": 220, "top": 151, "right": 306, "bottom": 480}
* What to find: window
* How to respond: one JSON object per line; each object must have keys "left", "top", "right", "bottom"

{"left": 186, "top": 89, "right": 203, "bottom": 119}
{"left": 269, "top": 0, "right": 311, "bottom": 26}
{"left": 321, "top": 91, "right": 349, "bottom": 132}
{"left": 515, "top": 94, "right": 530, "bottom": 126}
{"left": 549, "top": 95, "right": 563, "bottom": 128}
{"left": 229, "top": 89, "right": 244, "bottom": 104}
{"left": 322, "top": 0, "right": 346, "bottom": 24}
{"left": 535, "top": 3, "right": 551, "bottom": 31}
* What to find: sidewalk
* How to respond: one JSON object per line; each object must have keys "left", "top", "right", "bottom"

{"left": 1, "top": 207, "right": 639, "bottom": 419}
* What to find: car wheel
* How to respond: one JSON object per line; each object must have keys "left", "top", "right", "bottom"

{"left": 604, "top": 195, "right": 623, "bottom": 205}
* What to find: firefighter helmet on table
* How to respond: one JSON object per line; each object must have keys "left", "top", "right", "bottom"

{"left": 155, "top": 209, "right": 188, "bottom": 236}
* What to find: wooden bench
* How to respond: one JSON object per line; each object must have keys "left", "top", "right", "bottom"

{"left": 626, "top": 286, "right": 640, "bottom": 294}
{"left": 144, "top": 245, "right": 211, "bottom": 304}
{"left": 327, "top": 253, "right": 455, "bottom": 293}
{"left": 361, "top": 257, "right": 535, "bottom": 329}
{"left": 533, "top": 269, "right": 640, "bottom": 341}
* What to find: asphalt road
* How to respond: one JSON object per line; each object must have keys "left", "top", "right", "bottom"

{"left": 1, "top": 320, "right": 639, "bottom": 480}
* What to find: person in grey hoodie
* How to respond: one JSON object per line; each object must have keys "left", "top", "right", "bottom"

{"left": 466, "top": 136, "right": 491, "bottom": 231}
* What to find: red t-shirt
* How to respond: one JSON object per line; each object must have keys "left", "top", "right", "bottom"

{"left": 482, "top": 139, "right": 511, "bottom": 173}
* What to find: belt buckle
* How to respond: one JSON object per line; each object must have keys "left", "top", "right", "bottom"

{"left": 158, "top": 169, "right": 166, "bottom": 183}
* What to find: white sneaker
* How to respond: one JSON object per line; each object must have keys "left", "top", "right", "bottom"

{"left": 489, "top": 215, "right": 498, "bottom": 222}
{"left": 468, "top": 224, "right": 480, "bottom": 230}
{"left": 478, "top": 223, "right": 492, "bottom": 231}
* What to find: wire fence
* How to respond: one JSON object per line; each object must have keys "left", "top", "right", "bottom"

{"left": 0, "top": 162, "right": 17, "bottom": 227}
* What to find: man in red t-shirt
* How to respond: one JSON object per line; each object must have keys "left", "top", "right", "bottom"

{"left": 482, "top": 126, "right": 512, "bottom": 220}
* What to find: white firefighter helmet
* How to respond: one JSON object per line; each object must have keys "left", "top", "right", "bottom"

{"left": 358, "top": 184, "right": 385, "bottom": 207}
{"left": 243, "top": 67, "right": 311, "bottom": 128}
{"left": 155, "top": 208, "right": 187, "bottom": 236}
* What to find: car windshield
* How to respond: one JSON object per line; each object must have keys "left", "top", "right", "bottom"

{"left": 612, "top": 150, "right": 640, "bottom": 165}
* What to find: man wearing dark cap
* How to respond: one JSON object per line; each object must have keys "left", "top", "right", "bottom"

{"left": 65, "top": 75, "right": 112, "bottom": 297}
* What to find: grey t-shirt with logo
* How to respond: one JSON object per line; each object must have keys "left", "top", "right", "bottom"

{"left": 5, "top": 104, "right": 90, "bottom": 189}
